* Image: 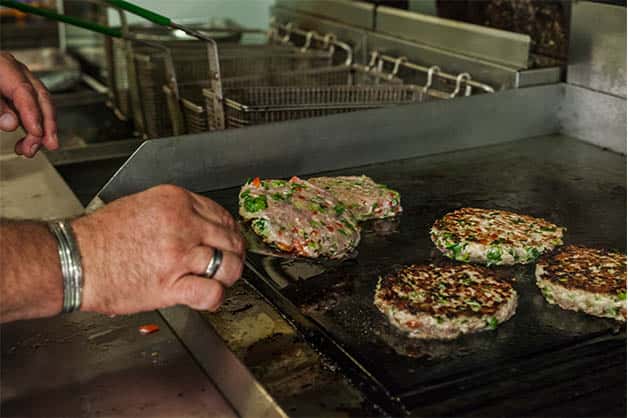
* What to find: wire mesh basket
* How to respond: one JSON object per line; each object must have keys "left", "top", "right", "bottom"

{"left": 202, "top": 64, "right": 423, "bottom": 130}
{"left": 161, "top": 42, "right": 345, "bottom": 135}
{"left": 215, "top": 85, "right": 422, "bottom": 129}
{"left": 105, "top": 37, "right": 132, "bottom": 118}
{"left": 164, "top": 63, "right": 395, "bottom": 134}
{"left": 163, "top": 25, "right": 495, "bottom": 135}
{"left": 164, "top": 81, "right": 209, "bottom": 134}
{"left": 130, "top": 40, "right": 335, "bottom": 138}
{"left": 104, "top": 21, "right": 243, "bottom": 123}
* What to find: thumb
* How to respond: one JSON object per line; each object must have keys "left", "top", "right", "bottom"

{"left": 0, "top": 97, "right": 19, "bottom": 132}
{"left": 169, "top": 275, "right": 225, "bottom": 311}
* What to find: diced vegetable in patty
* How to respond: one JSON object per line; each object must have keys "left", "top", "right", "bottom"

{"left": 431, "top": 208, "right": 565, "bottom": 266}
{"left": 374, "top": 263, "right": 518, "bottom": 339}
{"left": 239, "top": 177, "right": 361, "bottom": 259}
{"left": 308, "top": 175, "right": 402, "bottom": 221}
{"left": 535, "top": 245, "right": 626, "bottom": 321}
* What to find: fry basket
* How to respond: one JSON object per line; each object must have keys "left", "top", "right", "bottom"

{"left": 131, "top": 24, "right": 339, "bottom": 138}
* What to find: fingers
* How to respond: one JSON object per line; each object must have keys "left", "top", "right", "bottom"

{"left": 170, "top": 274, "right": 225, "bottom": 311}
{"left": 190, "top": 193, "right": 239, "bottom": 233}
{"left": 13, "top": 133, "right": 44, "bottom": 157}
{"left": 0, "top": 52, "right": 59, "bottom": 156}
{"left": 0, "top": 53, "right": 43, "bottom": 137}
{"left": 0, "top": 97, "right": 18, "bottom": 131}
{"left": 186, "top": 246, "right": 243, "bottom": 288}
{"left": 195, "top": 216, "right": 246, "bottom": 258}
{"left": 23, "top": 68, "right": 58, "bottom": 150}
{"left": 6, "top": 80, "right": 43, "bottom": 139}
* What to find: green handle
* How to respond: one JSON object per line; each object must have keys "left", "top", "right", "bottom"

{"left": 104, "top": 0, "right": 171, "bottom": 27}
{"left": 0, "top": 0, "right": 121, "bottom": 37}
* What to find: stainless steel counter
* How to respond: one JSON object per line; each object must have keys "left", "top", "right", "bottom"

{"left": 1, "top": 311, "right": 238, "bottom": 418}
{"left": 0, "top": 285, "right": 370, "bottom": 417}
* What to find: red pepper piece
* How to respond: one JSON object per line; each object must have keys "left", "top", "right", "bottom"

{"left": 252, "top": 177, "right": 261, "bottom": 188}
{"left": 138, "top": 324, "right": 160, "bottom": 335}
{"left": 293, "top": 240, "right": 305, "bottom": 254}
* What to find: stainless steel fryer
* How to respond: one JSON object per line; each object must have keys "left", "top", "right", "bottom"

{"left": 200, "top": 23, "right": 495, "bottom": 132}
{"left": 166, "top": 63, "right": 486, "bottom": 134}
{"left": 94, "top": 80, "right": 626, "bottom": 417}
{"left": 164, "top": 20, "right": 497, "bottom": 135}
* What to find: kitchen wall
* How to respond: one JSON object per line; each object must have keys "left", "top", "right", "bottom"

{"left": 408, "top": 0, "right": 437, "bottom": 15}
{"left": 106, "top": 0, "right": 273, "bottom": 29}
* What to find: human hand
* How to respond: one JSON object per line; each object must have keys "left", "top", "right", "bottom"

{"left": 71, "top": 185, "right": 245, "bottom": 315}
{"left": 0, "top": 51, "right": 58, "bottom": 157}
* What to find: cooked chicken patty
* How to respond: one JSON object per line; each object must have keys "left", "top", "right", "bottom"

{"left": 374, "top": 264, "right": 518, "bottom": 339}
{"left": 308, "top": 175, "right": 402, "bottom": 221}
{"left": 239, "top": 176, "right": 361, "bottom": 259}
{"left": 431, "top": 208, "right": 565, "bottom": 266}
{"left": 535, "top": 245, "right": 626, "bottom": 321}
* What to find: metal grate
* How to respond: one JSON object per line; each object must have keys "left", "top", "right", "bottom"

{"left": 202, "top": 64, "right": 422, "bottom": 130}
{"left": 133, "top": 42, "right": 333, "bottom": 138}
{"left": 222, "top": 85, "right": 420, "bottom": 128}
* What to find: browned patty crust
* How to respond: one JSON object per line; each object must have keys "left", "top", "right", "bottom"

{"left": 375, "top": 264, "right": 518, "bottom": 339}
{"left": 431, "top": 207, "right": 565, "bottom": 265}
{"left": 535, "top": 245, "right": 626, "bottom": 321}
{"left": 537, "top": 245, "right": 626, "bottom": 294}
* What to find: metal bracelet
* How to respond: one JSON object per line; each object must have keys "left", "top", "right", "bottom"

{"left": 48, "top": 220, "right": 83, "bottom": 313}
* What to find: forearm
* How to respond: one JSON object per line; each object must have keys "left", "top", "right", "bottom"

{"left": 0, "top": 220, "right": 63, "bottom": 323}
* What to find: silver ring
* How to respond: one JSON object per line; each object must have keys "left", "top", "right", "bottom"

{"left": 204, "top": 249, "right": 223, "bottom": 278}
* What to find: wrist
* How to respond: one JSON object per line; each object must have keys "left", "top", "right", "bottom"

{"left": 70, "top": 216, "right": 101, "bottom": 313}
{"left": 48, "top": 220, "right": 84, "bottom": 312}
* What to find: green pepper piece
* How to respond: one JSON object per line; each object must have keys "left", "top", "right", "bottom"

{"left": 251, "top": 218, "right": 270, "bottom": 237}
{"left": 486, "top": 246, "right": 502, "bottom": 265}
{"left": 244, "top": 195, "right": 268, "bottom": 213}
{"left": 486, "top": 316, "right": 498, "bottom": 330}
{"left": 334, "top": 203, "right": 345, "bottom": 216}
{"left": 526, "top": 247, "right": 541, "bottom": 260}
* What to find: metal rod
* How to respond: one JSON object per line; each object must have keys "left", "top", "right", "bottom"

{"left": 104, "top": 0, "right": 215, "bottom": 42}
{"left": 272, "top": 21, "right": 354, "bottom": 66}
{"left": 270, "top": 20, "right": 493, "bottom": 94}
{"left": 376, "top": 52, "right": 495, "bottom": 94}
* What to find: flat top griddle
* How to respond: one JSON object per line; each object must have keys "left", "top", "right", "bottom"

{"left": 204, "top": 134, "right": 626, "bottom": 416}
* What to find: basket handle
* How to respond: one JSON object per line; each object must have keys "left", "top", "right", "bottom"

{"left": 367, "top": 51, "right": 381, "bottom": 71}
{"left": 366, "top": 52, "right": 407, "bottom": 81}
{"left": 371, "top": 53, "right": 495, "bottom": 95}
{"left": 323, "top": 34, "right": 353, "bottom": 66}
{"left": 300, "top": 31, "right": 314, "bottom": 52}
{"left": 104, "top": 0, "right": 170, "bottom": 27}
{"left": 423, "top": 66, "right": 441, "bottom": 94}
{"left": 270, "top": 20, "right": 354, "bottom": 66}
{"left": 388, "top": 56, "right": 407, "bottom": 80}
{"left": 449, "top": 73, "right": 472, "bottom": 98}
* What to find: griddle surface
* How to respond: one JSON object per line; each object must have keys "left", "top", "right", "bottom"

{"left": 204, "top": 134, "right": 626, "bottom": 415}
